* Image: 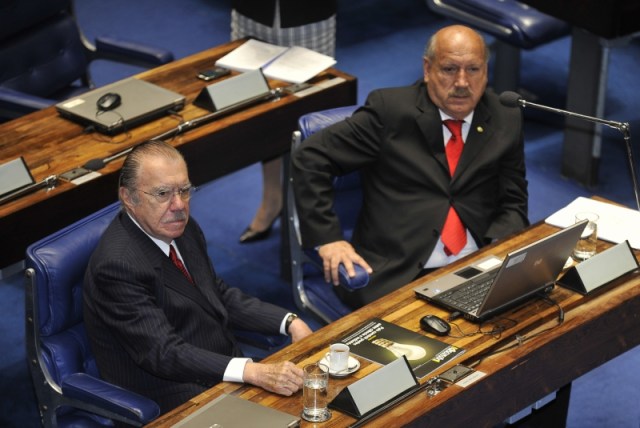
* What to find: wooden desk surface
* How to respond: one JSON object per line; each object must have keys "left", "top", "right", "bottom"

{"left": 146, "top": 221, "right": 640, "bottom": 427}
{"left": 0, "top": 39, "right": 356, "bottom": 265}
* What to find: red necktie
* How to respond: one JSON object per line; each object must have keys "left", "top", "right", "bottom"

{"left": 169, "top": 244, "right": 193, "bottom": 283}
{"left": 441, "top": 119, "right": 467, "bottom": 256}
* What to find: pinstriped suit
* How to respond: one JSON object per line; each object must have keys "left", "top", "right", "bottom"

{"left": 83, "top": 211, "right": 288, "bottom": 413}
{"left": 292, "top": 81, "right": 529, "bottom": 308}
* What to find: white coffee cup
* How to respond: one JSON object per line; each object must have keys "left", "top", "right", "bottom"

{"left": 325, "top": 343, "right": 350, "bottom": 372}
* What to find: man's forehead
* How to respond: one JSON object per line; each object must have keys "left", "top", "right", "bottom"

{"left": 139, "top": 157, "right": 189, "bottom": 185}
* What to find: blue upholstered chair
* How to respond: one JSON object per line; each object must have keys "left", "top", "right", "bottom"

{"left": 425, "top": 0, "right": 570, "bottom": 93}
{"left": 0, "top": 0, "right": 174, "bottom": 122}
{"left": 286, "top": 106, "right": 370, "bottom": 324}
{"left": 25, "top": 202, "right": 161, "bottom": 428}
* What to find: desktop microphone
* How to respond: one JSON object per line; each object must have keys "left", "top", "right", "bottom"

{"left": 499, "top": 91, "right": 640, "bottom": 211}
{"left": 83, "top": 147, "right": 134, "bottom": 171}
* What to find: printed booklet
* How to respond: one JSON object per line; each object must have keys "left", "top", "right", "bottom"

{"left": 338, "top": 317, "right": 465, "bottom": 379}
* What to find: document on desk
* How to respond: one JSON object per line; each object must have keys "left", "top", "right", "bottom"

{"left": 545, "top": 196, "right": 640, "bottom": 249}
{"left": 215, "top": 39, "right": 336, "bottom": 83}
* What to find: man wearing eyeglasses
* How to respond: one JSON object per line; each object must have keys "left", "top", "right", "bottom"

{"left": 83, "top": 140, "right": 312, "bottom": 414}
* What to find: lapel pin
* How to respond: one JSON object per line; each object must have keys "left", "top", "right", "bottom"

{"left": 477, "top": 126, "right": 484, "bottom": 133}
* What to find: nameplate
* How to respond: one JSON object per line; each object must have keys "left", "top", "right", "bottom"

{"left": 194, "top": 68, "right": 271, "bottom": 111}
{"left": 558, "top": 241, "right": 639, "bottom": 294}
{"left": 329, "top": 356, "right": 419, "bottom": 420}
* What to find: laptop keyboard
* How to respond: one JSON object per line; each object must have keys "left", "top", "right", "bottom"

{"left": 437, "top": 269, "right": 499, "bottom": 313}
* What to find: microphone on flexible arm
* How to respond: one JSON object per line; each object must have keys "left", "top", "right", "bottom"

{"left": 499, "top": 91, "right": 640, "bottom": 211}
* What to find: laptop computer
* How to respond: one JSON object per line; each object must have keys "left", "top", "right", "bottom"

{"left": 172, "top": 394, "right": 300, "bottom": 428}
{"left": 413, "top": 220, "right": 588, "bottom": 323}
{"left": 0, "top": 157, "right": 35, "bottom": 200}
{"left": 56, "top": 78, "right": 185, "bottom": 135}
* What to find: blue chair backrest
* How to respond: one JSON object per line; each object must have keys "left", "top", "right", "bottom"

{"left": 26, "top": 202, "right": 120, "bottom": 385}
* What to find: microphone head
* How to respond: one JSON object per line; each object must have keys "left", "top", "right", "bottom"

{"left": 83, "top": 158, "right": 105, "bottom": 171}
{"left": 499, "top": 91, "right": 523, "bottom": 108}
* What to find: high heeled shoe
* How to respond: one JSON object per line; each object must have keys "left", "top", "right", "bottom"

{"left": 238, "top": 224, "right": 273, "bottom": 243}
{"left": 239, "top": 210, "right": 281, "bottom": 243}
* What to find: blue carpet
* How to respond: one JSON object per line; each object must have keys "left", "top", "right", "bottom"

{"left": 2, "top": 0, "right": 640, "bottom": 426}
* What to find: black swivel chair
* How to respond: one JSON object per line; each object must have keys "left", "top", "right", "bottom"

{"left": 286, "top": 106, "right": 370, "bottom": 324}
{"left": 0, "top": 0, "right": 174, "bottom": 122}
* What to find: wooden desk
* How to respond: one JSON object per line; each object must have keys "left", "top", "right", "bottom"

{"left": 0, "top": 39, "right": 357, "bottom": 265}
{"left": 146, "top": 220, "right": 640, "bottom": 427}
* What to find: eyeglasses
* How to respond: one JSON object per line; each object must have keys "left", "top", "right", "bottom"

{"left": 137, "top": 184, "right": 196, "bottom": 204}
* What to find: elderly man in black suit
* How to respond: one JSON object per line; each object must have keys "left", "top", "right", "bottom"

{"left": 291, "top": 25, "right": 529, "bottom": 309}
{"left": 84, "top": 140, "right": 312, "bottom": 413}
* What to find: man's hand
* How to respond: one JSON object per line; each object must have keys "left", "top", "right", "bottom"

{"left": 317, "top": 240, "right": 373, "bottom": 286}
{"left": 243, "top": 361, "right": 304, "bottom": 396}
{"left": 288, "top": 317, "right": 313, "bottom": 343}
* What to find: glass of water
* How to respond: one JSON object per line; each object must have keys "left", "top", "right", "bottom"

{"left": 573, "top": 212, "right": 599, "bottom": 261}
{"left": 301, "top": 362, "right": 331, "bottom": 422}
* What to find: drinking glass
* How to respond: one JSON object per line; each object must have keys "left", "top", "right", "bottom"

{"left": 573, "top": 212, "right": 598, "bottom": 260}
{"left": 301, "top": 362, "right": 331, "bottom": 422}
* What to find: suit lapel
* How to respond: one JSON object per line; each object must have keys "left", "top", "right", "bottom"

{"left": 174, "top": 229, "right": 229, "bottom": 321}
{"left": 454, "top": 97, "right": 494, "bottom": 181}
{"left": 120, "top": 213, "right": 227, "bottom": 321}
{"left": 414, "top": 91, "right": 449, "bottom": 175}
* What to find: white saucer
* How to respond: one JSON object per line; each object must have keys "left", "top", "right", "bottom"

{"left": 319, "top": 355, "right": 360, "bottom": 377}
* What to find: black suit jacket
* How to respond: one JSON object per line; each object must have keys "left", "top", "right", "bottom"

{"left": 83, "top": 211, "right": 288, "bottom": 413}
{"left": 291, "top": 82, "right": 529, "bottom": 308}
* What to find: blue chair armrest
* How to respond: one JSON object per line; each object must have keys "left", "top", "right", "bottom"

{"left": 61, "top": 373, "right": 160, "bottom": 424}
{"left": 94, "top": 36, "right": 174, "bottom": 67}
{"left": 305, "top": 250, "right": 369, "bottom": 290}
{"left": 0, "top": 87, "right": 54, "bottom": 117}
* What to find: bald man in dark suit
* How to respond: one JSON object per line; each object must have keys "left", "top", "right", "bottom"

{"left": 291, "top": 25, "right": 529, "bottom": 309}
{"left": 84, "top": 140, "right": 312, "bottom": 413}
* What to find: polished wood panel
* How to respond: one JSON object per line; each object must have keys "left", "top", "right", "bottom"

{"left": 146, "top": 217, "right": 640, "bottom": 427}
{"left": 0, "top": 39, "right": 357, "bottom": 265}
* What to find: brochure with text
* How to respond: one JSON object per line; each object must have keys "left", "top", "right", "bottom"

{"left": 338, "top": 318, "right": 465, "bottom": 379}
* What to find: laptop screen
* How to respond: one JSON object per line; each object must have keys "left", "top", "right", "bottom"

{"left": 0, "top": 157, "right": 35, "bottom": 198}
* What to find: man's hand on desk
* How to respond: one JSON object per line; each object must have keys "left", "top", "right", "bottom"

{"left": 243, "top": 361, "right": 304, "bottom": 396}
{"left": 318, "top": 240, "right": 373, "bottom": 286}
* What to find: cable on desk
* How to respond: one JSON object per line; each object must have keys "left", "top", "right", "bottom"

{"left": 464, "top": 295, "right": 565, "bottom": 369}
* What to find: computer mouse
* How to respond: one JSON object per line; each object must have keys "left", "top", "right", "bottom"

{"left": 420, "top": 315, "right": 451, "bottom": 336}
{"left": 96, "top": 92, "right": 121, "bottom": 111}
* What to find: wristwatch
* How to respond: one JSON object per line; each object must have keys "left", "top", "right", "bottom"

{"left": 285, "top": 313, "right": 298, "bottom": 334}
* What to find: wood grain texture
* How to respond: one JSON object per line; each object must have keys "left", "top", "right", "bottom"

{"left": 0, "top": 39, "right": 357, "bottom": 264}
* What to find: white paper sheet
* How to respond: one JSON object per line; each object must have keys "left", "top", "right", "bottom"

{"left": 215, "top": 39, "right": 336, "bottom": 83}
{"left": 545, "top": 196, "right": 640, "bottom": 249}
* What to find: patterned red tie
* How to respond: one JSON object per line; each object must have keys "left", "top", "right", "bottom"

{"left": 169, "top": 244, "right": 193, "bottom": 283}
{"left": 441, "top": 119, "right": 467, "bottom": 256}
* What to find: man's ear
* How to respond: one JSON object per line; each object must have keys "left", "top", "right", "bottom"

{"left": 119, "top": 186, "right": 134, "bottom": 210}
{"left": 423, "top": 58, "right": 431, "bottom": 83}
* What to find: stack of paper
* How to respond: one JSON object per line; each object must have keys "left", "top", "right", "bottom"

{"left": 215, "top": 39, "right": 337, "bottom": 84}
{"left": 545, "top": 196, "right": 640, "bottom": 249}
